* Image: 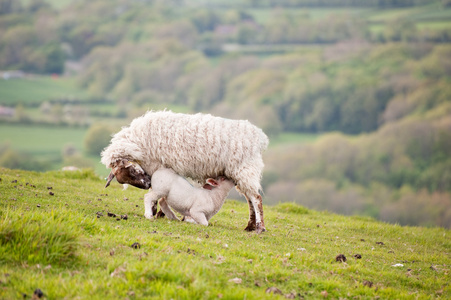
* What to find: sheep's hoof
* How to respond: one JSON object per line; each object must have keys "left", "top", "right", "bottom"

{"left": 245, "top": 222, "right": 266, "bottom": 233}
{"left": 256, "top": 224, "right": 266, "bottom": 234}
{"left": 244, "top": 222, "right": 256, "bottom": 232}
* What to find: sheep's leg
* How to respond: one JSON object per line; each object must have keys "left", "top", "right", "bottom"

{"left": 244, "top": 193, "right": 266, "bottom": 234}
{"left": 144, "top": 190, "right": 160, "bottom": 219}
{"left": 244, "top": 197, "right": 257, "bottom": 231}
{"left": 158, "top": 198, "right": 180, "bottom": 221}
{"left": 190, "top": 211, "right": 208, "bottom": 226}
{"left": 235, "top": 164, "right": 266, "bottom": 233}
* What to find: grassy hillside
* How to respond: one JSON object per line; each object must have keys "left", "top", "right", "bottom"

{"left": 0, "top": 168, "right": 449, "bottom": 299}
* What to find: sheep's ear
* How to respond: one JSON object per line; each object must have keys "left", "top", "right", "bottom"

{"left": 206, "top": 178, "right": 219, "bottom": 187}
{"left": 124, "top": 161, "right": 146, "bottom": 174}
{"left": 124, "top": 161, "right": 134, "bottom": 168}
{"left": 105, "top": 171, "right": 115, "bottom": 188}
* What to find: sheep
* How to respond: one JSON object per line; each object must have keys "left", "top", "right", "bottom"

{"left": 144, "top": 168, "right": 235, "bottom": 226}
{"left": 101, "top": 110, "right": 269, "bottom": 233}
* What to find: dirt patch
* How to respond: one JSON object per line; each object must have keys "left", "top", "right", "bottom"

{"left": 335, "top": 254, "right": 347, "bottom": 262}
{"left": 363, "top": 280, "right": 373, "bottom": 288}
{"left": 131, "top": 242, "right": 141, "bottom": 249}
{"left": 266, "top": 287, "right": 283, "bottom": 295}
{"left": 32, "top": 288, "right": 44, "bottom": 299}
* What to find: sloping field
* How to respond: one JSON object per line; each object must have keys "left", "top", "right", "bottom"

{"left": 0, "top": 168, "right": 449, "bottom": 299}
{"left": 0, "top": 76, "right": 90, "bottom": 106}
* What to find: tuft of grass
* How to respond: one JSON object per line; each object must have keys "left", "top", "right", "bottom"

{"left": 0, "top": 208, "right": 84, "bottom": 265}
{"left": 46, "top": 168, "right": 102, "bottom": 181}
{"left": 0, "top": 167, "right": 450, "bottom": 299}
{"left": 275, "top": 202, "right": 310, "bottom": 215}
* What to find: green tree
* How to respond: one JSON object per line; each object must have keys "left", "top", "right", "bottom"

{"left": 84, "top": 124, "right": 114, "bottom": 156}
{"left": 43, "top": 43, "right": 65, "bottom": 74}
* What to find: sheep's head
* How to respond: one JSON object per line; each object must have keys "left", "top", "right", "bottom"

{"left": 105, "top": 159, "right": 152, "bottom": 190}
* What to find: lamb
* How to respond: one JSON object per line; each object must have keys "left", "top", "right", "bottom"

{"left": 101, "top": 110, "right": 269, "bottom": 233}
{"left": 144, "top": 168, "right": 235, "bottom": 226}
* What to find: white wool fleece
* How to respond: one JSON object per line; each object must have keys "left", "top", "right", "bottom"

{"left": 101, "top": 111, "right": 269, "bottom": 196}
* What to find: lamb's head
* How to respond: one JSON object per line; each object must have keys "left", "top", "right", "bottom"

{"left": 203, "top": 176, "right": 235, "bottom": 190}
{"left": 105, "top": 159, "right": 151, "bottom": 189}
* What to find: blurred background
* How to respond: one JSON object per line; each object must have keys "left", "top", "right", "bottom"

{"left": 1, "top": 0, "right": 450, "bottom": 228}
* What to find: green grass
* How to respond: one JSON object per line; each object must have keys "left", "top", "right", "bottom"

{"left": 0, "top": 208, "right": 87, "bottom": 265}
{"left": 0, "top": 167, "right": 450, "bottom": 299}
{"left": 0, "top": 76, "right": 90, "bottom": 106}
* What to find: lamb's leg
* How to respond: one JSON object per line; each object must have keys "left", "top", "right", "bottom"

{"left": 244, "top": 193, "right": 266, "bottom": 234}
{"left": 144, "top": 190, "right": 160, "bottom": 219}
{"left": 158, "top": 198, "right": 180, "bottom": 221}
{"left": 182, "top": 216, "right": 197, "bottom": 224}
{"left": 155, "top": 208, "right": 165, "bottom": 218}
{"left": 190, "top": 211, "right": 208, "bottom": 226}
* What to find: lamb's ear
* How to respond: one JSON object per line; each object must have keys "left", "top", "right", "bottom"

{"left": 105, "top": 171, "right": 115, "bottom": 188}
{"left": 202, "top": 183, "right": 214, "bottom": 190}
{"left": 205, "top": 178, "right": 219, "bottom": 187}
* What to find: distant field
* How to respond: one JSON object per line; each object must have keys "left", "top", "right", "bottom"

{"left": 366, "top": 6, "right": 426, "bottom": 22}
{"left": 366, "top": 3, "right": 450, "bottom": 22}
{"left": 268, "top": 132, "right": 320, "bottom": 148}
{"left": 417, "top": 21, "right": 451, "bottom": 30}
{"left": 0, "top": 123, "right": 111, "bottom": 175}
{"left": 0, "top": 76, "right": 90, "bottom": 106}
{"left": 0, "top": 124, "right": 86, "bottom": 158}
{"left": 247, "top": 7, "right": 369, "bottom": 23}
{"left": 246, "top": 4, "right": 450, "bottom": 43}
{"left": 20, "top": 0, "right": 74, "bottom": 9}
